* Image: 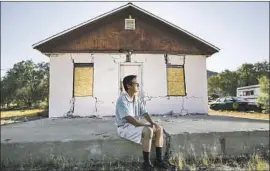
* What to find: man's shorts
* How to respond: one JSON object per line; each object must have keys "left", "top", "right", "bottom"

{"left": 117, "top": 123, "right": 144, "bottom": 144}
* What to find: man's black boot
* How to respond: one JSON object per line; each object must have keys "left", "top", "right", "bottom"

{"left": 154, "top": 147, "right": 170, "bottom": 169}
{"left": 142, "top": 151, "right": 156, "bottom": 171}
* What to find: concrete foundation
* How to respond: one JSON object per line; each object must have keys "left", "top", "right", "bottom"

{"left": 158, "top": 115, "right": 269, "bottom": 159}
{"left": 1, "top": 115, "right": 269, "bottom": 166}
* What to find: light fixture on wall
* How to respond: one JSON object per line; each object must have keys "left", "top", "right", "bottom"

{"left": 119, "top": 49, "right": 133, "bottom": 62}
{"left": 126, "top": 51, "right": 132, "bottom": 62}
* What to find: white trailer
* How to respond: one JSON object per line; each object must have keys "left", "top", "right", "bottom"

{"left": 237, "top": 85, "right": 260, "bottom": 104}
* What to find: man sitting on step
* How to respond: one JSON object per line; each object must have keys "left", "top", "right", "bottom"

{"left": 115, "top": 75, "right": 169, "bottom": 171}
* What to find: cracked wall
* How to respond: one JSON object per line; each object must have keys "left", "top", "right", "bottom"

{"left": 49, "top": 56, "right": 73, "bottom": 117}
{"left": 48, "top": 53, "right": 208, "bottom": 117}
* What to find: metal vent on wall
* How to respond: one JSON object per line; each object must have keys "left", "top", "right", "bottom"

{"left": 125, "top": 19, "right": 135, "bottom": 30}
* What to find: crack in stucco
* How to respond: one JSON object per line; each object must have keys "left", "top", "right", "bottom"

{"left": 64, "top": 95, "right": 205, "bottom": 118}
{"left": 142, "top": 95, "right": 205, "bottom": 116}
{"left": 180, "top": 97, "right": 188, "bottom": 115}
{"left": 64, "top": 55, "right": 76, "bottom": 118}
{"left": 90, "top": 54, "right": 94, "bottom": 62}
{"left": 93, "top": 97, "right": 106, "bottom": 118}
{"left": 143, "top": 95, "right": 170, "bottom": 102}
{"left": 109, "top": 54, "right": 123, "bottom": 64}
{"left": 70, "top": 54, "right": 74, "bottom": 63}
{"left": 65, "top": 97, "right": 75, "bottom": 117}
{"left": 185, "top": 96, "right": 205, "bottom": 106}
{"left": 94, "top": 97, "right": 98, "bottom": 113}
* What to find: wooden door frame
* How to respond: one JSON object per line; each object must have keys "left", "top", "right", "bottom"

{"left": 118, "top": 62, "right": 143, "bottom": 95}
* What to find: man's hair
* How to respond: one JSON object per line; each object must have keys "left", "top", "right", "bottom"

{"left": 123, "top": 75, "right": 137, "bottom": 92}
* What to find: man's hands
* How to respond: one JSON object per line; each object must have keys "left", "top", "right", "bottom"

{"left": 125, "top": 116, "right": 151, "bottom": 127}
{"left": 143, "top": 113, "right": 157, "bottom": 128}
{"left": 151, "top": 122, "right": 158, "bottom": 128}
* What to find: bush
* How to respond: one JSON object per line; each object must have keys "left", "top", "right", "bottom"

{"left": 257, "top": 76, "right": 269, "bottom": 113}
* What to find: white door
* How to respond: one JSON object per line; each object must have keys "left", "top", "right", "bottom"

{"left": 120, "top": 64, "right": 143, "bottom": 97}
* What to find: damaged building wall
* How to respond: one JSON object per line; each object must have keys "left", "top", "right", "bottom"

{"left": 132, "top": 54, "right": 208, "bottom": 115}
{"left": 49, "top": 56, "right": 74, "bottom": 118}
{"left": 48, "top": 53, "right": 208, "bottom": 118}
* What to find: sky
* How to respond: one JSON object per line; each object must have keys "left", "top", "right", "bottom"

{"left": 1, "top": 2, "right": 269, "bottom": 77}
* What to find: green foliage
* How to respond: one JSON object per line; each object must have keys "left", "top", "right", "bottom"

{"left": 207, "top": 70, "right": 218, "bottom": 78}
{"left": 257, "top": 76, "right": 270, "bottom": 113}
{"left": 1, "top": 60, "right": 49, "bottom": 109}
{"left": 238, "top": 63, "right": 258, "bottom": 87}
{"left": 218, "top": 70, "right": 240, "bottom": 96}
{"left": 208, "top": 70, "right": 239, "bottom": 96}
{"left": 208, "top": 60, "right": 269, "bottom": 97}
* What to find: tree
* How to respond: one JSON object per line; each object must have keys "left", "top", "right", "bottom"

{"left": 0, "top": 78, "right": 12, "bottom": 108}
{"left": 257, "top": 76, "right": 269, "bottom": 113}
{"left": 35, "top": 62, "right": 49, "bottom": 103}
{"left": 237, "top": 63, "right": 258, "bottom": 87}
{"left": 1, "top": 74, "right": 18, "bottom": 108}
{"left": 208, "top": 60, "right": 270, "bottom": 97}
{"left": 253, "top": 60, "right": 270, "bottom": 79}
{"left": 0, "top": 60, "right": 49, "bottom": 108}
{"left": 218, "top": 70, "right": 240, "bottom": 96}
{"left": 208, "top": 70, "right": 239, "bottom": 96}
{"left": 208, "top": 75, "right": 222, "bottom": 95}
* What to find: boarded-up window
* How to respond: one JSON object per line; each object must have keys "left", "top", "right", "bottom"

{"left": 167, "top": 65, "right": 186, "bottom": 96}
{"left": 73, "top": 63, "right": 93, "bottom": 97}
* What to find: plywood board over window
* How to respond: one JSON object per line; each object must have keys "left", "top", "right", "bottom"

{"left": 73, "top": 63, "right": 93, "bottom": 97}
{"left": 167, "top": 65, "right": 186, "bottom": 96}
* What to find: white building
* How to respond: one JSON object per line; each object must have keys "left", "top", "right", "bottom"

{"left": 33, "top": 3, "right": 219, "bottom": 118}
{"left": 237, "top": 85, "right": 260, "bottom": 103}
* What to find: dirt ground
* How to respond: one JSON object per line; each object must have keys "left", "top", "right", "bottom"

{"left": 208, "top": 109, "right": 269, "bottom": 120}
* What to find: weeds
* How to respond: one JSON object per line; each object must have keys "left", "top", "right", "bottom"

{"left": 246, "top": 154, "right": 269, "bottom": 171}
{"left": 1, "top": 147, "right": 269, "bottom": 171}
{"left": 168, "top": 152, "right": 269, "bottom": 171}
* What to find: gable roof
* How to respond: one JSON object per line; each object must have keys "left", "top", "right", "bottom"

{"left": 33, "top": 2, "right": 220, "bottom": 55}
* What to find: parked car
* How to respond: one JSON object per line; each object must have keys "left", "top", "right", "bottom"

{"left": 208, "top": 94, "right": 220, "bottom": 103}
{"left": 209, "top": 96, "right": 261, "bottom": 112}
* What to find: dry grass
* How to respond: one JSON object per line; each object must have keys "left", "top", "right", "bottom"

{"left": 0, "top": 109, "right": 43, "bottom": 119}
{"left": 1, "top": 109, "right": 45, "bottom": 125}
{"left": 2, "top": 152, "right": 269, "bottom": 171}
{"left": 168, "top": 152, "right": 269, "bottom": 171}
{"left": 208, "top": 109, "right": 269, "bottom": 120}
{"left": 246, "top": 154, "right": 270, "bottom": 171}
{"left": 0, "top": 120, "right": 19, "bottom": 125}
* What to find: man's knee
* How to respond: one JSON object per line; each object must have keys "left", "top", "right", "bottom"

{"left": 142, "top": 126, "right": 154, "bottom": 139}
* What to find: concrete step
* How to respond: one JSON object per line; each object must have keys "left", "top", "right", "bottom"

{"left": 1, "top": 115, "right": 269, "bottom": 167}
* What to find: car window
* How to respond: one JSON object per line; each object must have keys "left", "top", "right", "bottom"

{"left": 218, "top": 98, "right": 225, "bottom": 102}
{"left": 225, "top": 97, "right": 233, "bottom": 102}
{"left": 233, "top": 97, "right": 246, "bottom": 102}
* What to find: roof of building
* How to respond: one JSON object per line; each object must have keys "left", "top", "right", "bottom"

{"left": 33, "top": 2, "right": 220, "bottom": 55}
{"left": 237, "top": 84, "right": 260, "bottom": 90}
